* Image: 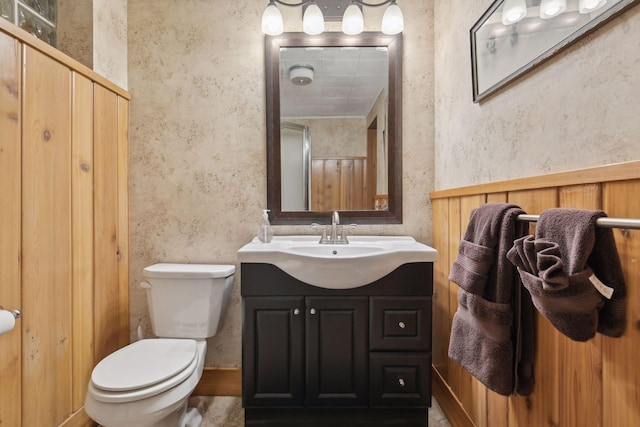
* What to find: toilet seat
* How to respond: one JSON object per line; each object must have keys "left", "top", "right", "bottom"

{"left": 90, "top": 339, "right": 199, "bottom": 403}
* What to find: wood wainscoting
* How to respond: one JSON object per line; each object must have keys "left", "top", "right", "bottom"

{"left": 0, "top": 19, "right": 129, "bottom": 427}
{"left": 430, "top": 161, "right": 640, "bottom": 427}
{"left": 194, "top": 367, "right": 243, "bottom": 397}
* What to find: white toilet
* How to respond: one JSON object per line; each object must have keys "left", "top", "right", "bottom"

{"left": 85, "top": 263, "right": 235, "bottom": 427}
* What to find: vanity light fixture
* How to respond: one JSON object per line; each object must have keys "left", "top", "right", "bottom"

{"left": 261, "top": 0, "right": 404, "bottom": 36}
{"left": 540, "top": 0, "right": 567, "bottom": 19}
{"left": 579, "top": 0, "right": 608, "bottom": 14}
{"left": 303, "top": 1, "right": 325, "bottom": 35}
{"left": 501, "top": 0, "right": 527, "bottom": 25}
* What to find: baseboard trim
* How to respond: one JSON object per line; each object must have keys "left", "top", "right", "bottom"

{"left": 193, "top": 367, "right": 242, "bottom": 396}
{"left": 59, "top": 407, "right": 93, "bottom": 427}
{"left": 432, "top": 367, "right": 475, "bottom": 427}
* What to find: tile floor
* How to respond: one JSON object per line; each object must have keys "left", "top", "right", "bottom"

{"left": 190, "top": 396, "right": 452, "bottom": 427}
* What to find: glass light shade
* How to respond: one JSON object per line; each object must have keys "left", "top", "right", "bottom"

{"left": 540, "top": 0, "right": 567, "bottom": 19}
{"left": 579, "top": 0, "right": 607, "bottom": 14}
{"left": 381, "top": 3, "right": 404, "bottom": 35}
{"left": 262, "top": 3, "right": 283, "bottom": 36}
{"left": 303, "top": 3, "right": 324, "bottom": 35}
{"left": 342, "top": 4, "right": 364, "bottom": 35}
{"left": 501, "top": 0, "right": 527, "bottom": 25}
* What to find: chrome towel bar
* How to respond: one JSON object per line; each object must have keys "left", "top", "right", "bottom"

{"left": 517, "top": 215, "right": 640, "bottom": 230}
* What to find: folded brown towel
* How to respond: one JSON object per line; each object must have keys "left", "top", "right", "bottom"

{"left": 536, "top": 208, "right": 627, "bottom": 339}
{"left": 448, "top": 203, "right": 534, "bottom": 396}
{"left": 508, "top": 209, "right": 627, "bottom": 341}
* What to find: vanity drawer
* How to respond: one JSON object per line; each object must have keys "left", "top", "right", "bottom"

{"left": 369, "top": 353, "right": 431, "bottom": 407}
{"left": 370, "top": 297, "right": 431, "bottom": 351}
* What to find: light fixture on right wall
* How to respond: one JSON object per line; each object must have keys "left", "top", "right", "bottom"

{"left": 579, "top": 0, "right": 608, "bottom": 14}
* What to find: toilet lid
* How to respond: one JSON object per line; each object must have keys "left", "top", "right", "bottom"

{"left": 92, "top": 339, "right": 197, "bottom": 392}
{"left": 143, "top": 263, "right": 235, "bottom": 279}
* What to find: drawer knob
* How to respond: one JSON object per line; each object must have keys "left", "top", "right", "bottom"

{"left": 310, "top": 308, "right": 316, "bottom": 315}
{"left": 293, "top": 309, "right": 300, "bottom": 315}
{"left": 399, "top": 321, "right": 406, "bottom": 329}
{"left": 399, "top": 378, "right": 405, "bottom": 387}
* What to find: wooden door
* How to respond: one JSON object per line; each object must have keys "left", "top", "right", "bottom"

{"left": 22, "top": 45, "right": 73, "bottom": 426}
{"left": 0, "top": 30, "right": 22, "bottom": 427}
{"left": 366, "top": 119, "right": 378, "bottom": 209}
{"left": 243, "top": 297, "right": 305, "bottom": 407}
{"left": 305, "top": 297, "right": 368, "bottom": 406}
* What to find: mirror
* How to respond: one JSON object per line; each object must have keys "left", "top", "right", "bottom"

{"left": 266, "top": 32, "right": 403, "bottom": 225}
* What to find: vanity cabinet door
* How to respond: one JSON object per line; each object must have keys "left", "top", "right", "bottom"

{"left": 305, "top": 297, "right": 368, "bottom": 407}
{"left": 243, "top": 297, "right": 305, "bottom": 407}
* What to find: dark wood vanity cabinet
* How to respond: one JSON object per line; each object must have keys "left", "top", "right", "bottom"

{"left": 241, "top": 262, "right": 433, "bottom": 427}
{"left": 242, "top": 296, "right": 368, "bottom": 407}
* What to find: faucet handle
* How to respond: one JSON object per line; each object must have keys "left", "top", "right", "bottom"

{"left": 337, "top": 224, "right": 357, "bottom": 244}
{"left": 311, "top": 223, "right": 330, "bottom": 244}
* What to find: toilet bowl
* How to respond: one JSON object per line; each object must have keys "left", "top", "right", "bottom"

{"left": 85, "top": 339, "right": 206, "bottom": 427}
{"left": 85, "top": 263, "right": 234, "bottom": 427}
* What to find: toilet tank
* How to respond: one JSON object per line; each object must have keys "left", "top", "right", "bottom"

{"left": 142, "top": 263, "right": 235, "bottom": 339}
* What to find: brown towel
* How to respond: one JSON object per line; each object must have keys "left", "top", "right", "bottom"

{"left": 448, "top": 203, "right": 534, "bottom": 396}
{"left": 508, "top": 209, "right": 627, "bottom": 341}
{"left": 537, "top": 208, "right": 627, "bottom": 339}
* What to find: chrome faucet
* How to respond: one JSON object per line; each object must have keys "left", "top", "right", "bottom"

{"left": 330, "top": 210, "right": 340, "bottom": 243}
{"left": 311, "top": 211, "right": 355, "bottom": 244}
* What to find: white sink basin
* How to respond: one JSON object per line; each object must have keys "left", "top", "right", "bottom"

{"left": 237, "top": 235, "right": 438, "bottom": 289}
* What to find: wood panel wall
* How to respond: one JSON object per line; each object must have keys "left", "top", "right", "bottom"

{"left": 311, "top": 157, "right": 367, "bottom": 210}
{"left": 430, "top": 161, "right": 640, "bottom": 427}
{"left": 0, "top": 20, "right": 130, "bottom": 427}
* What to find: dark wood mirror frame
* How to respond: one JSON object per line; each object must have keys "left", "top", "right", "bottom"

{"left": 266, "top": 32, "right": 403, "bottom": 225}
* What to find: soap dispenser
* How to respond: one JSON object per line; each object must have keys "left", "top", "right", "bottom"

{"left": 258, "top": 209, "right": 274, "bottom": 243}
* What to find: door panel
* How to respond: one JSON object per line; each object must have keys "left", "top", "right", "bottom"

{"left": 71, "top": 72, "right": 95, "bottom": 411}
{"left": 22, "top": 46, "right": 73, "bottom": 427}
{"left": 93, "top": 85, "right": 121, "bottom": 364}
{"left": 306, "top": 297, "right": 368, "bottom": 406}
{"left": 243, "top": 297, "right": 305, "bottom": 406}
{"left": 0, "top": 31, "right": 22, "bottom": 427}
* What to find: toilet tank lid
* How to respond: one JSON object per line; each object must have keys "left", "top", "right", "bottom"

{"left": 143, "top": 263, "right": 235, "bottom": 279}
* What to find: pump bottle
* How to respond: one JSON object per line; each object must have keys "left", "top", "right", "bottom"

{"left": 258, "top": 209, "right": 274, "bottom": 243}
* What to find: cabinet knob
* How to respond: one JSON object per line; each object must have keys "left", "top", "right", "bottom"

{"left": 399, "top": 378, "right": 405, "bottom": 387}
{"left": 310, "top": 308, "right": 316, "bottom": 315}
{"left": 293, "top": 309, "right": 300, "bottom": 315}
{"left": 399, "top": 321, "right": 406, "bottom": 329}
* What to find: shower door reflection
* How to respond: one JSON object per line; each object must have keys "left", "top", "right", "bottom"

{"left": 280, "top": 122, "right": 310, "bottom": 211}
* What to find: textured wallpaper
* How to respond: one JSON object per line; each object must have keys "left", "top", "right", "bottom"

{"left": 94, "top": 0, "right": 127, "bottom": 89}
{"left": 128, "top": 0, "right": 434, "bottom": 366}
{"left": 434, "top": 0, "right": 640, "bottom": 190}
{"left": 57, "top": 0, "right": 93, "bottom": 68}
{"left": 56, "top": 0, "right": 128, "bottom": 89}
